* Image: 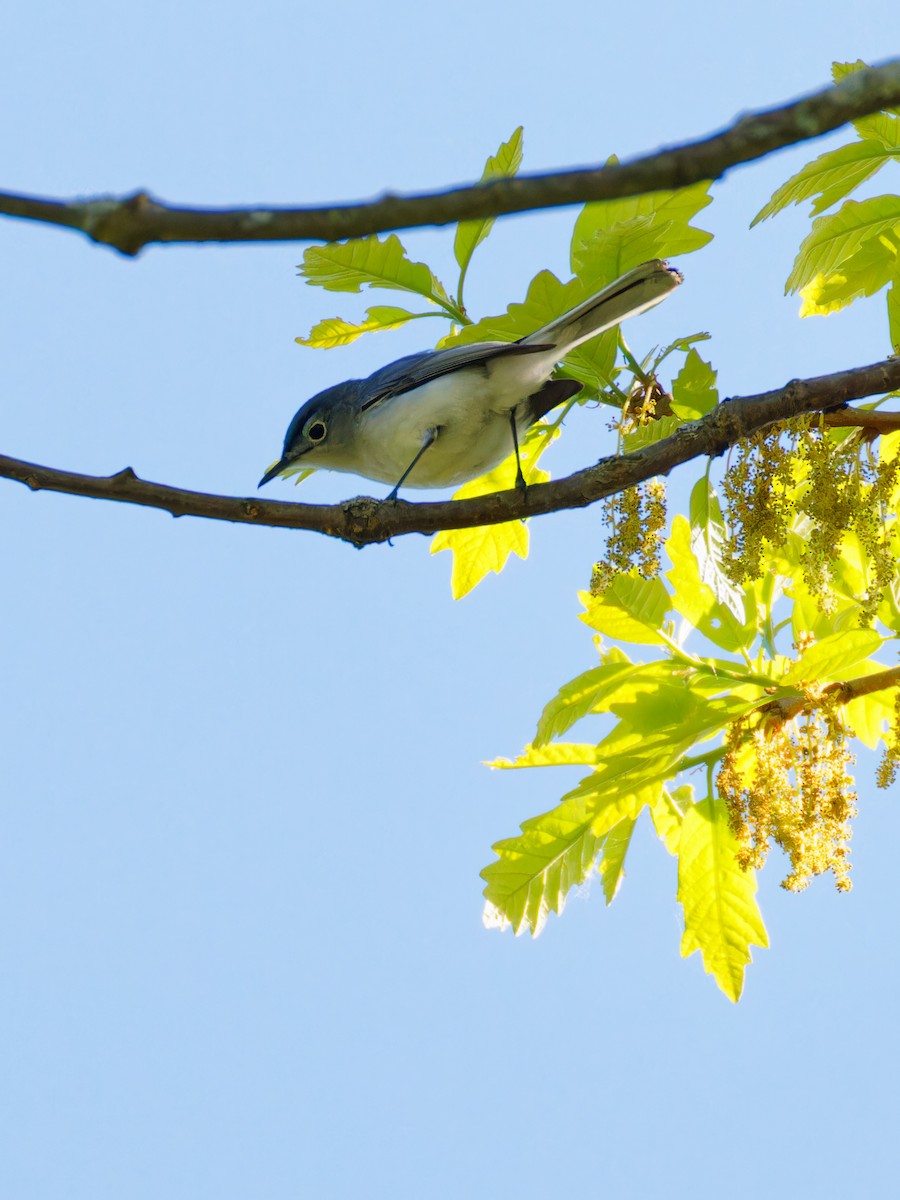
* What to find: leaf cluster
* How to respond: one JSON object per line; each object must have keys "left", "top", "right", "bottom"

{"left": 754, "top": 60, "right": 900, "bottom": 346}
{"left": 483, "top": 475, "right": 899, "bottom": 1000}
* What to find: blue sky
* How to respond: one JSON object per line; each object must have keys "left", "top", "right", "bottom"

{"left": 2, "top": 3, "right": 898, "bottom": 1197}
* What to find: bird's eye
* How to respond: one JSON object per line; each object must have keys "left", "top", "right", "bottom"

{"left": 306, "top": 420, "right": 327, "bottom": 443}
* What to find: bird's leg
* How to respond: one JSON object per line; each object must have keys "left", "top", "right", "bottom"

{"left": 509, "top": 410, "right": 526, "bottom": 492}
{"left": 385, "top": 427, "right": 439, "bottom": 501}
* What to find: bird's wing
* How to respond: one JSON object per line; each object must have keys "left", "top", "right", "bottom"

{"left": 358, "top": 342, "right": 552, "bottom": 413}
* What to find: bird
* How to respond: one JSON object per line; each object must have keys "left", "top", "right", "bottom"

{"left": 259, "top": 259, "right": 682, "bottom": 498}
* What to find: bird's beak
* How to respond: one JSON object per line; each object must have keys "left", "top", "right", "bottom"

{"left": 258, "top": 457, "right": 292, "bottom": 488}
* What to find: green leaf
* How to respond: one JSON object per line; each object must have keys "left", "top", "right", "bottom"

{"left": 454, "top": 127, "right": 523, "bottom": 276}
{"left": 442, "top": 269, "right": 585, "bottom": 347}
{"left": 889, "top": 279, "right": 900, "bottom": 353}
{"left": 677, "top": 796, "right": 769, "bottom": 1002}
{"left": 845, "top": 688, "right": 895, "bottom": 749}
{"left": 651, "top": 785, "right": 692, "bottom": 855}
{"left": 667, "top": 515, "right": 752, "bottom": 652}
{"left": 295, "top": 305, "right": 426, "bottom": 348}
{"left": 782, "top": 629, "right": 885, "bottom": 685}
{"left": 751, "top": 140, "right": 897, "bottom": 226}
{"left": 534, "top": 657, "right": 698, "bottom": 746}
{"left": 688, "top": 477, "right": 746, "bottom": 620}
{"left": 482, "top": 748, "right": 673, "bottom": 935}
{"left": 571, "top": 180, "right": 713, "bottom": 282}
{"left": 580, "top": 574, "right": 672, "bottom": 645}
{"left": 671, "top": 349, "right": 718, "bottom": 419}
{"left": 854, "top": 110, "right": 900, "bottom": 149}
{"left": 300, "top": 234, "right": 453, "bottom": 309}
{"left": 489, "top": 743, "right": 605, "bottom": 769}
{"left": 598, "top": 816, "right": 636, "bottom": 904}
{"left": 799, "top": 229, "right": 899, "bottom": 315}
{"left": 786, "top": 196, "right": 900, "bottom": 295}
{"left": 431, "top": 426, "right": 550, "bottom": 598}
{"left": 621, "top": 414, "right": 683, "bottom": 452}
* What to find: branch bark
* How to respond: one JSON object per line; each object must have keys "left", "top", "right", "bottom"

{"left": 1, "top": 62, "right": 898, "bottom": 255}
{"left": 3, "top": 358, "right": 899, "bottom": 545}
{"left": 765, "top": 665, "right": 900, "bottom": 721}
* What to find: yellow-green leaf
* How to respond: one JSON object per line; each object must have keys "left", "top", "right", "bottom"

{"left": 482, "top": 768, "right": 663, "bottom": 936}
{"left": 431, "top": 427, "right": 550, "bottom": 598}
{"left": 598, "top": 816, "right": 636, "bottom": 904}
{"left": 534, "top": 658, "right": 690, "bottom": 746}
{"left": 786, "top": 196, "right": 900, "bottom": 295}
{"left": 782, "top": 628, "right": 885, "bottom": 684}
{"left": 571, "top": 179, "right": 713, "bottom": 281}
{"left": 431, "top": 517, "right": 528, "bottom": 600}
{"left": 667, "top": 515, "right": 752, "bottom": 652}
{"left": 580, "top": 574, "right": 671, "bottom": 645}
{"left": 295, "top": 305, "right": 424, "bottom": 348}
{"left": 689, "top": 477, "right": 745, "bottom": 619}
{"left": 300, "top": 234, "right": 452, "bottom": 308}
{"left": 651, "top": 785, "right": 693, "bottom": 855}
{"left": 442, "top": 269, "right": 585, "bottom": 348}
{"left": 488, "top": 743, "right": 605, "bottom": 769}
{"left": 621, "top": 415, "right": 683, "bottom": 452}
{"left": 799, "top": 230, "right": 899, "bottom": 315}
{"left": 454, "top": 127, "right": 523, "bottom": 276}
{"left": 751, "top": 139, "right": 897, "bottom": 226}
{"left": 845, "top": 689, "right": 895, "bottom": 749}
{"left": 671, "top": 349, "right": 718, "bottom": 419}
{"left": 888, "top": 279, "right": 900, "bottom": 352}
{"left": 677, "top": 796, "right": 768, "bottom": 1002}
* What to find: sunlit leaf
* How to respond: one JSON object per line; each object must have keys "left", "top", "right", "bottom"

{"left": 751, "top": 140, "right": 897, "bottom": 226}
{"left": 667, "top": 515, "right": 752, "bottom": 652}
{"left": 533, "top": 657, "right": 693, "bottom": 745}
{"left": 845, "top": 688, "right": 895, "bottom": 749}
{"left": 442, "top": 269, "right": 585, "bottom": 347}
{"left": 786, "top": 196, "right": 900, "bottom": 295}
{"left": 887, "top": 279, "right": 900, "bottom": 352}
{"left": 782, "top": 629, "right": 885, "bottom": 684}
{"left": 621, "top": 414, "right": 683, "bottom": 452}
{"left": 300, "top": 234, "right": 453, "bottom": 308}
{"left": 454, "top": 127, "right": 524, "bottom": 277}
{"left": 671, "top": 349, "right": 718, "bottom": 419}
{"left": 482, "top": 755, "right": 669, "bottom": 935}
{"left": 651, "top": 785, "right": 692, "bottom": 855}
{"left": 677, "top": 796, "right": 769, "bottom": 1002}
{"left": 580, "top": 575, "right": 672, "bottom": 645}
{"left": 489, "top": 743, "right": 605, "bottom": 769}
{"left": 571, "top": 179, "right": 713, "bottom": 281}
{"left": 598, "top": 815, "right": 636, "bottom": 903}
{"left": 431, "top": 426, "right": 551, "bottom": 598}
{"left": 799, "top": 231, "right": 899, "bottom": 315}
{"left": 689, "top": 477, "right": 745, "bottom": 620}
{"left": 295, "top": 305, "right": 427, "bottom": 348}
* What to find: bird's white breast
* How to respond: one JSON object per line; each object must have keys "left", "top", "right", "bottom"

{"left": 351, "top": 353, "right": 558, "bottom": 488}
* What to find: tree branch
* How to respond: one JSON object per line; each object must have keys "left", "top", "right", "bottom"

{"left": 765, "top": 665, "right": 900, "bottom": 721}
{"left": 3, "top": 358, "right": 900, "bottom": 545}
{"left": 824, "top": 408, "right": 900, "bottom": 433}
{"left": 2, "top": 63, "right": 899, "bottom": 255}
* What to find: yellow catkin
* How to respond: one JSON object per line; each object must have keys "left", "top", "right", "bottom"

{"left": 718, "top": 697, "right": 857, "bottom": 893}
{"left": 590, "top": 480, "right": 668, "bottom": 594}
{"left": 721, "top": 419, "right": 899, "bottom": 622}
{"left": 876, "top": 689, "right": 900, "bottom": 788}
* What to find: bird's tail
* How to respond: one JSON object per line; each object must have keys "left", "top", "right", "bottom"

{"left": 521, "top": 259, "right": 682, "bottom": 353}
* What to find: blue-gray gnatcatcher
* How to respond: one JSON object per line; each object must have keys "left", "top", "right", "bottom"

{"left": 259, "top": 259, "right": 682, "bottom": 497}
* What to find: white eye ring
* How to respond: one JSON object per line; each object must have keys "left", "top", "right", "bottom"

{"left": 306, "top": 419, "right": 327, "bottom": 443}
